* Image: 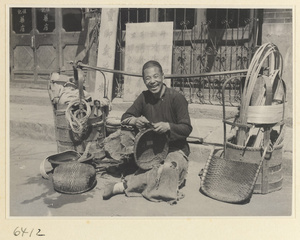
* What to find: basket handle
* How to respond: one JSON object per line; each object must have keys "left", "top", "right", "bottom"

{"left": 40, "top": 157, "right": 53, "bottom": 180}
{"left": 222, "top": 76, "right": 245, "bottom": 155}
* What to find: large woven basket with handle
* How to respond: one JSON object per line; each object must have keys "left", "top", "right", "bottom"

{"left": 202, "top": 43, "right": 286, "bottom": 203}
{"left": 134, "top": 128, "right": 169, "bottom": 170}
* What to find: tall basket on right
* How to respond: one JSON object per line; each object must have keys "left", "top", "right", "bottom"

{"left": 222, "top": 43, "right": 286, "bottom": 194}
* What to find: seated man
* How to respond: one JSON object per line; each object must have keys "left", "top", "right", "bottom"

{"left": 102, "top": 60, "right": 192, "bottom": 204}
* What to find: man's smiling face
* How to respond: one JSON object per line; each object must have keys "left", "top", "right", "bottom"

{"left": 143, "top": 66, "right": 164, "bottom": 94}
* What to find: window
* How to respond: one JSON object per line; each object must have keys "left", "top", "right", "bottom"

{"left": 158, "top": 9, "right": 195, "bottom": 29}
{"left": 36, "top": 8, "right": 55, "bottom": 33}
{"left": 12, "top": 8, "right": 32, "bottom": 34}
{"left": 206, "top": 9, "right": 251, "bottom": 29}
{"left": 62, "top": 8, "right": 84, "bottom": 32}
{"left": 119, "top": 8, "right": 150, "bottom": 30}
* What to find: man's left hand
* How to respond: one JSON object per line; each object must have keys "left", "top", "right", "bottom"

{"left": 152, "top": 122, "right": 170, "bottom": 133}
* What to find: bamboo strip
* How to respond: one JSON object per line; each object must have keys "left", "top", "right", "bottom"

{"left": 236, "top": 43, "right": 282, "bottom": 146}
{"left": 253, "top": 128, "right": 264, "bottom": 148}
{"left": 247, "top": 104, "right": 284, "bottom": 124}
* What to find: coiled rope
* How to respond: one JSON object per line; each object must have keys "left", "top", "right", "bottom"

{"left": 65, "top": 96, "right": 91, "bottom": 140}
{"left": 64, "top": 66, "right": 92, "bottom": 141}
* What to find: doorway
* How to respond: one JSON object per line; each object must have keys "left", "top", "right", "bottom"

{"left": 10, "top": 8, "right": 88, "bottom": 86}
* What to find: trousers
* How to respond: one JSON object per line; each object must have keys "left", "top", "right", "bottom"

{"left": 124, "top": 150, "right": 188, "bottom": 204}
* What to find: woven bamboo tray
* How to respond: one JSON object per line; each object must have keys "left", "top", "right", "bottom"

{"left": 200, "top": 152, "right": 263, "bottom": 204}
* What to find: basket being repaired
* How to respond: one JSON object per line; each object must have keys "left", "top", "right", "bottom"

{"left": 134, "top": 128, "right": 169, "bottom": 170}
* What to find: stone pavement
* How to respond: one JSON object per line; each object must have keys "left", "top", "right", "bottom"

{"left": 7, "top": 86, "right": 294, "bottom": 217}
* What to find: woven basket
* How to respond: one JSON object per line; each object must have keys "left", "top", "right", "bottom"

{"left": 134, "top": 129, "right": 169, "bottom": 170}
{"left": 53, "top": 105, "right": 105, "bottom": 154}
{"left": 52, "top": 162, "right": 97, "bottom": 194}
{"left": 225, "top": 141, "right": 284, "bottom": 194}
{"left": 200, "top": 155, "right": 261, "bottom": 204}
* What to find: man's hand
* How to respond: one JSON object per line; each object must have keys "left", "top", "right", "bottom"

{"left": 152, "top": 122, "right": 170, "bottom": 134}
{"left": 135, "top": 116, "right": 150, "bottom": 130}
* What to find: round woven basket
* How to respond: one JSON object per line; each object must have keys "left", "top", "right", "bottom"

{"left": 52, "top": 162, "right": 97, "bottom": 194}
{"left": 134, "top": 128, "right": 169, "bottom": 170}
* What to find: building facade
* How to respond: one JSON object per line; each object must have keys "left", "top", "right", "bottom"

{"left": 9, "top": 8, "right": 292, "bottom": 114}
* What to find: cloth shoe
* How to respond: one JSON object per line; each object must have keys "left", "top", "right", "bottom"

{"left": 103, "top": 182, "right": 125, "bottom": 200}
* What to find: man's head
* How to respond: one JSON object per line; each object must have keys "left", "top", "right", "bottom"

{"left": 142, "top": 60, "right": 164, "bottom": 94}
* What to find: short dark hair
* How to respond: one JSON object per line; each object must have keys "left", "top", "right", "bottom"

{"left": 142, "top": 60, "right": 163, "bottom": 78}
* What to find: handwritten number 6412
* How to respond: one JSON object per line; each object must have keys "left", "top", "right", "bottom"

{"left": 13, "top": 227, "right": 45, "bottom": 237}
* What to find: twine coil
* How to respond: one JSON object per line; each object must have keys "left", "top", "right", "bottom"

{"left": 65, "top": 98, "right": 91, "bottom": 139}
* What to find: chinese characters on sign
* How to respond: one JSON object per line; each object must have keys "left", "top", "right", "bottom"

{"left": 37, "top": 8, "right": 55, "bottom": 33}
{"left": 12, "top": 8, "right": 55, "bottom": 34}
{"left": 123, "top": 22, "right": 173, "bottom": 102}
{"left": 12, "top": 8, "right": 32, "bottom": 34}
{"left": 42, "top": 8, "right": 50, "bottom": 31}
{"left": 18, "top": 9, "right": 27, "bottom": 33}
{"left": 91, "top": 8, "right": 119, "bottom": 101}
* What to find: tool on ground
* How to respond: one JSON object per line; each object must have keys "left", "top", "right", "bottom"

{"left": 187, "top": 136, "right": 204, "bottom": 144}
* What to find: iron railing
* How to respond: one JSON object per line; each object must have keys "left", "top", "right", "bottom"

{"left": 114, "top": 8, "right": 260, "bottom": 106}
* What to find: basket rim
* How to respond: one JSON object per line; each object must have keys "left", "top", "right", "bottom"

{"left": 226, "top": 141, "right": 284, "bottom": 151}
{"left": 53, "top": 179, "right": 97, "bottom": 194}
{"left": 47, "top": 150, "right": 81, "bottom": 164}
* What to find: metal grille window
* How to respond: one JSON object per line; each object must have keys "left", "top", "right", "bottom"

{"left": 169, "top": 8, "right": 258, "bottom": 105}
{"left": 119, "top": 8, "right": 150, "bottom": 30}
{"left": 158, "top": 8, "right": 195, "bottom": 29}
{"left": 206, "top": 9, "right": 251, "bottom": 29}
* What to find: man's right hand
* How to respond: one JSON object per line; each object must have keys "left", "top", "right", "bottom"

{"left": 135, "top": 116, "right": 150, "bottom": 130}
